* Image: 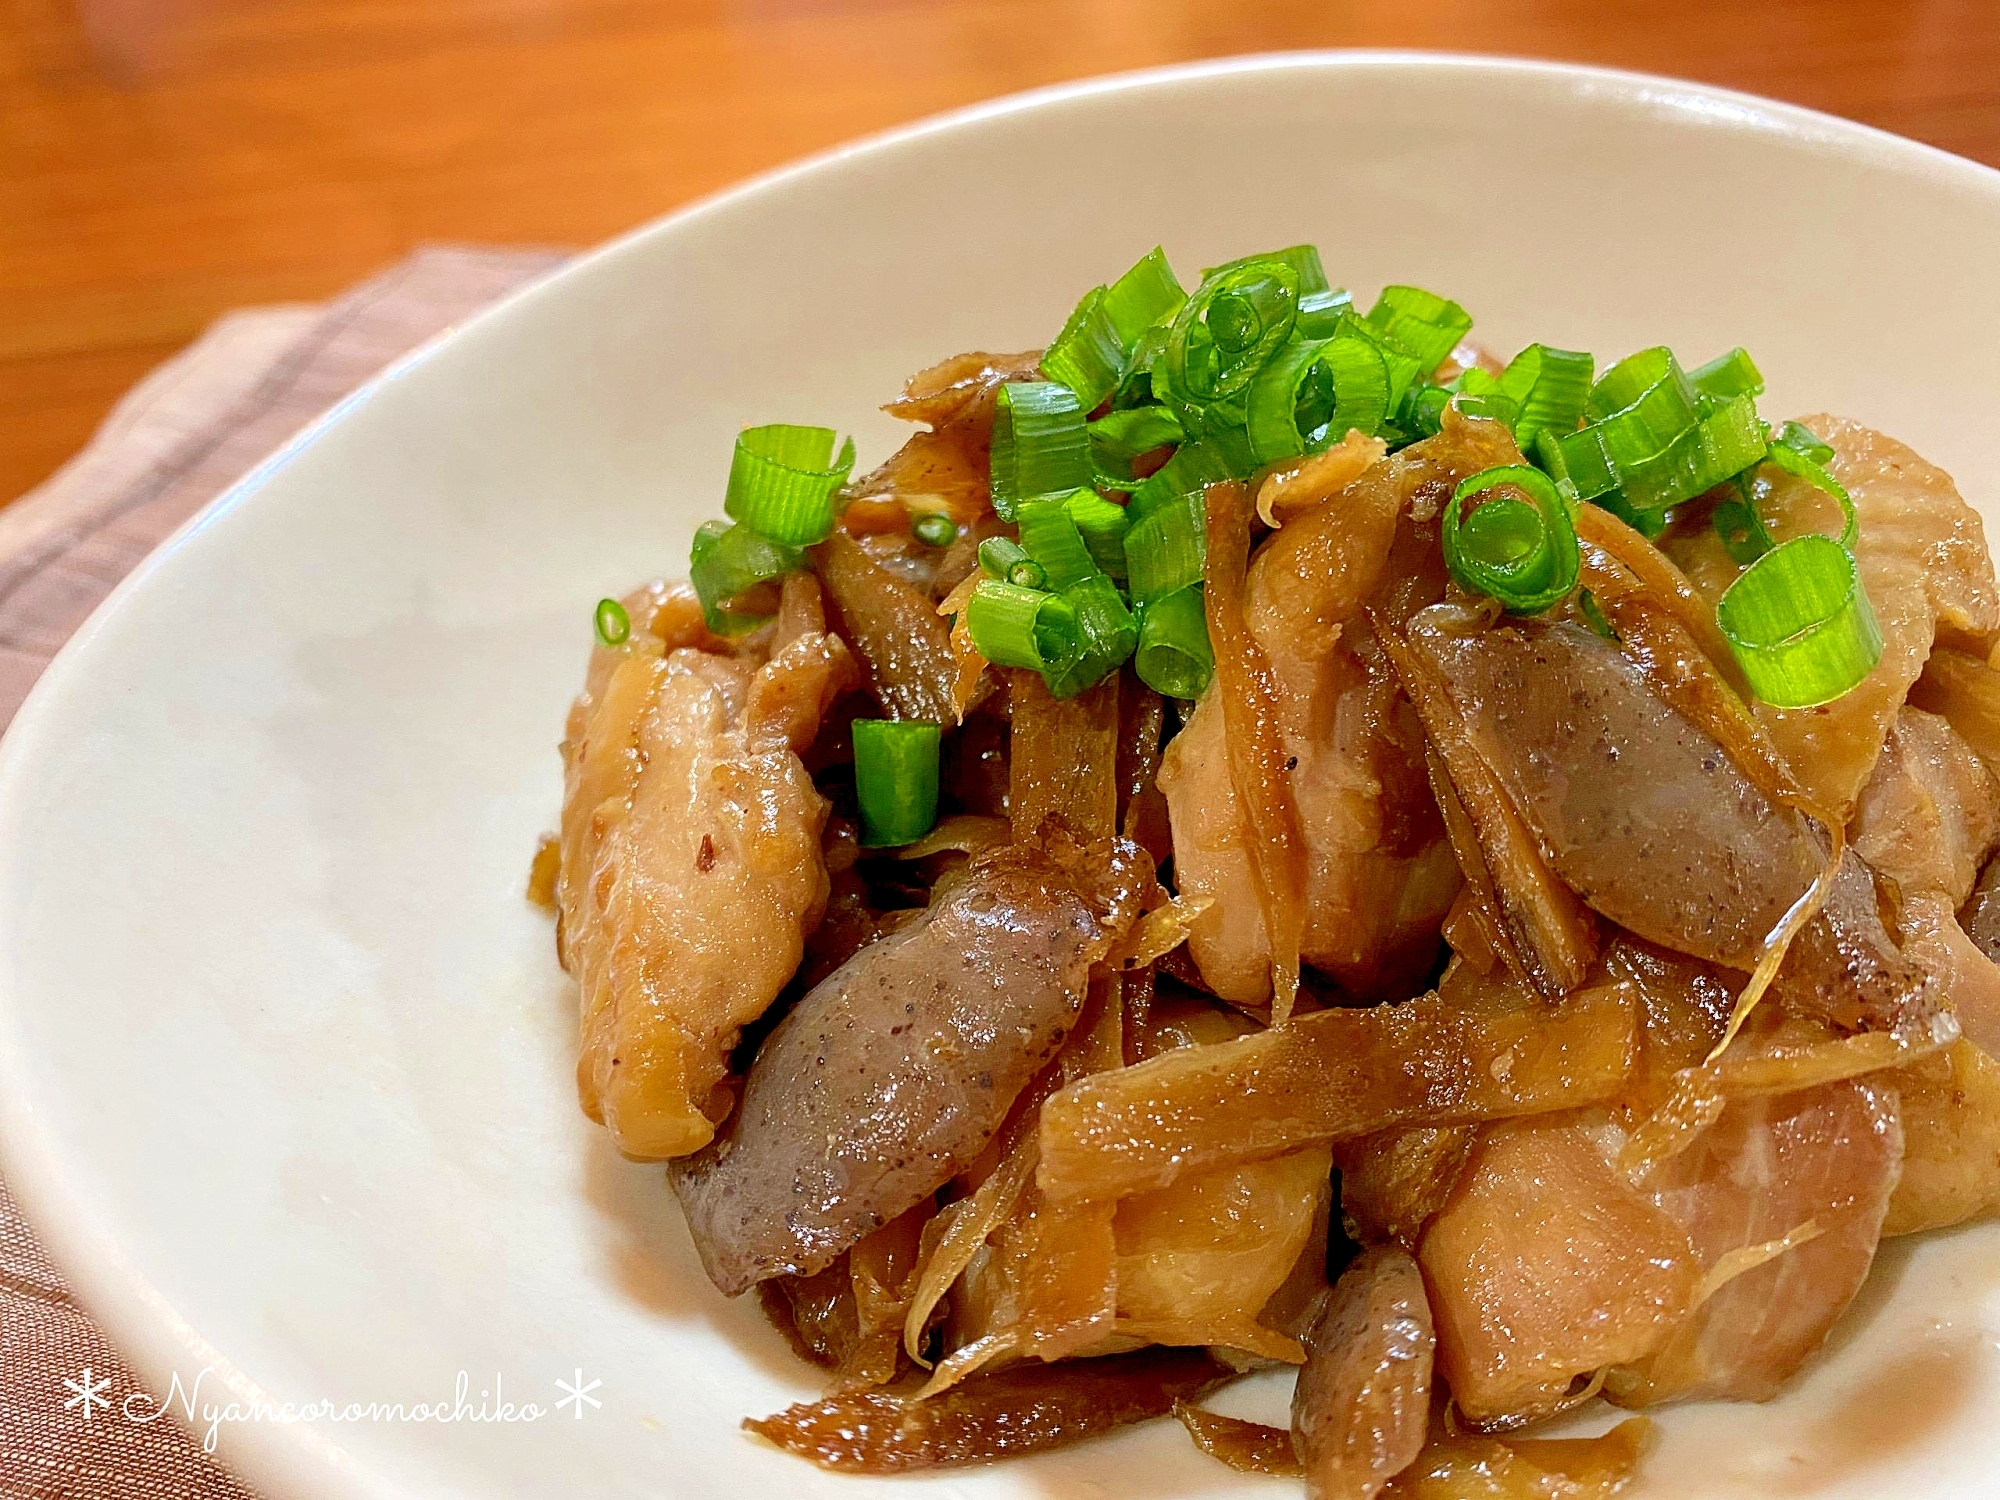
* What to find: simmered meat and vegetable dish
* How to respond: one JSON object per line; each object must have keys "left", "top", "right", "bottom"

{"left": 540, "top": 243, "right": 2000, "bottom": 1495}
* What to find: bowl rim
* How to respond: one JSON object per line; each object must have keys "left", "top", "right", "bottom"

{"left": 3, "top": 48, "right": 1998, "bottom": 1499}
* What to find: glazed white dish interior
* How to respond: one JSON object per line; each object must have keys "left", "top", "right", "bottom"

{"left": 4, "top": 53, "right": 2000, "bottom": 1500}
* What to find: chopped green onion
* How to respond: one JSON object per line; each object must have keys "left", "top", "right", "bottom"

{"left": 1329, "top": 310, "right": 1427, "bottom": 412}
{"left": 1556, "top": 348, "right": 1768, "bottom": 516}
{"left": 1442, "top": 465, "right": 1580, "bottom": 615}
{"left": 853, "top": 719, "right": 941, "bottom": 847}
{"left": 990, "top": 382, "right": 1091, "bottom": 519}
{"left": 1593, "top": 485, "right": 1672, "bottom": 540}
{"left": 1497, "top": 344, "right": 1593, "bottom": 448}
{"left": 1248, "top": 335, "right": 1390, "bottom": 463}
{"left": 1188, "top": 398, "right": 1257, "bottom": 477}
{"left": 1067, "top": 490, "right": 1132, "bottom": 581}
{"left": 1364, "top": 286, "right": 1473, "bottom": 380}
{"left": 594, "top": 597, "right": 631, "bottom": 647}
{"left": 1127, "top": 439, "right": 1229, "bottom": 522}
{"left": 1452, "top": 390, "right": 1524, "bottom": 428}
{"left": 1535, "top": 426, "right": 1616, "bottom": 504}
{"left": 689, "top": 519, "right": 802, "bottom": 634}
{"left": 723, "top": 424, "right": 856, "bottom": 546}
{"left": 1160, "top": 260, "right": 1301, "bottom": 406}
{"left": 1204, "top": 244, "right": 1331, "bottom": 295}
{"left": 1296, "top": 286, "right": 1357, "bottom": 340}
{"left": 1620, "top": 391, "right": 1767, "bottom": 513}
{"left": 1586, "top": 347, "right": 1694, "bottom": 424}
{"left": 979, "top": 535, "right": 1029, "bottom": 579}
{"left": 1043, "top": 286, "right": 1126, "bottom": 411}
{"left": 1689, "top": 347, "right": 1765, "bottom": 403}
{"left": 1405, "top": 384, "right": 1452, "bottom": 440}
{"left": 1135, "top": 585, "right": 1213, "bottom": 699}
{"left": 912, "top": 512, "right": 958, "bottom": 548}
{"left": 1771, "top": 441, "right": 1859, "bottom": 550}
{"left": 1045, "top": 574, "right": 1140, "bottom": 699}
{"left": 1102, "top": 247, "right": 1187, "bottom": 343}
{"left": 966, "top": 579, "right": 1077, "bottom": 671}
{"left": 1577, "top": 589, "right": 1616, "bottom": 642}
{"left": 977, "top": 535, "right": 1048, "bottom": 590}
{"left": 1716, "top": 435, "right": 1856, "bottom": 563}
{"left": 1711, "top": 478, "right": 1777, "bottom": 565}
{"left": 1246, "top": 338, "right": 1329, "bottom": 464}
{"left": 1089, "top": 404, "right": 1184, "bottom": 490}
{"left": 1015, "top": 493, "right": 1101, "bottom": 592}
{"left": 1772, "top": 419, "right": 1835, "bottom": 466}
{"left": 1110, "top": 325, "right": 1168, "bottom": 410}
{"left": 1124, "top": 491, "right": 1206, "bottom": 603}
{"left": 1717, "top": 534, "right": 1884, "bottom": 708}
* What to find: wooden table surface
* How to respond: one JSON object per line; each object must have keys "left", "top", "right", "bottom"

{"left": 5, "top": 0, "right": 1999, "bottom": 505}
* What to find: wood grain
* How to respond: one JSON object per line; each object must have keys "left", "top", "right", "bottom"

{"left": 4, "top": 0, "right": 1998, "bottom": 502}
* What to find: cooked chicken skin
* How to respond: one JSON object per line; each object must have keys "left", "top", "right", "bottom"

{"left": 559, "top": 578, "right": 856, "bottom": 1159}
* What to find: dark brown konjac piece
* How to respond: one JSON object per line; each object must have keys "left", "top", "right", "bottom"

{"left": 1407, "top": 612, "right": 1823, "bottom": 967}
{"left": 1292, "top": 1246, "right": 1435, "bottom": 1500}
{"left": 1405, "top": 611, "right": 1937, "bottom": 1033}
{"left": 745, "top": 1346, "right": 1232, "bottom": 1472}
{"left": 671, "top": 827, "right": 1147, "bottom": 1296}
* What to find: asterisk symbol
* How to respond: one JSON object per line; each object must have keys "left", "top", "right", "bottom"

{"left": 62, "top": 1368, "right": 112, "bottom": 1420}
{"left": 554, "top": 1368, "right": 601, "bottom": 1419}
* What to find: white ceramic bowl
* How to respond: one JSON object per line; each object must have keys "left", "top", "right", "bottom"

{"left": 5, "top": 53, "right": 2000, "bottom": 1500}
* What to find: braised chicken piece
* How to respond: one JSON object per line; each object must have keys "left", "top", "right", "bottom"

{"left": 1851, "top": 707, "right": 2000, "bottom": 904}
{"left": 1885, "top": 1039, "right": 2000, "bottom": 1235}
{"left": 559, "top": 576, "right": 857, "bottom": 1159}
{"left": 1420, "top": 1112, "right": 1700, "bottom": 1426}
{"left": 1160, "top": 418, "right": 1507, "bottom": 1005}
{"left": 1608, "top": 1077, "right": 1903, "bottom": 1405}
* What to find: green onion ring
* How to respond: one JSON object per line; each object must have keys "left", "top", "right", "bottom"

{"left": 1102, "top": 247, "right": 1187, "bottom": 344}
{"left": 1065, "top": 489, "right": 1132, "bottom": 582}
{"left": 1013, "top": 493, "right": 1101, "bottom": 593}
{"left": 965, "top": 579, "right": 1077, "bottom": 672}
{"left": 723, "top": 424, "right": 856, "bottom": 546}
{"left": 1764, "top": 440, "right": 1858, "bottom": 551}
{"left": 1042, "top": 286, "right": 1126, "bottom": 412}
{"left": 1717, "top": 534, "right": 1884, "bottom": 708}
{"left": 990, "top": 382, "right": 1091, "bottom": 519}
{"left": 1043, "top": 574, "right": 1139, "bottom": 699}
{"left": 1689, "top": 347, "right": 1765, "bottom": 403}
{"left": 1363, "top": 285, "right": 1473, "bottom": 382}
{"left": 689, "top": 519, "right": 803, "bottom": 635}
{"left": 852, "top": 719, "right": 942, "bottom": 848}
{"left": 1134, "top": 585, "right": 1214, "bottom": 700}
{"left": 1442, "top": 464, "right": 1581, "bottom": 616}
{"left": 1124, "top": 491, "right": 1206, "bottom": 604}
{"left": 1089, "top": 404, "right": 1184, "bottom": 490}
{"left": 594, "top": 597, "right": 631, "bottom": 647}
{"left": 1160, "top": 260, "right": 1301, "bottom": 406}
{"left": 1497, "top": 343, "right": 1593, "bottom": 448}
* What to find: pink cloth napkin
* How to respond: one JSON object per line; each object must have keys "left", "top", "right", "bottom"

{"left": 0, "top": 245, "right": 569, "bottom": 1499}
